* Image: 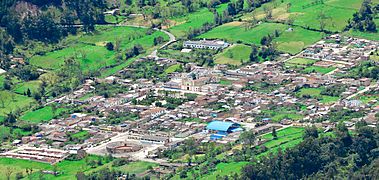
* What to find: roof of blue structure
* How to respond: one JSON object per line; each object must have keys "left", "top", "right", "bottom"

{"left": 206, "top": 121, "right": 239, "bottom": 132}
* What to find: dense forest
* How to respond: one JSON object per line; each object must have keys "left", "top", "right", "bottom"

{"left": 239, "top": 124, "right": 379, "bottom": 179}
{"left": 0, "top": 0, "right": 106, "bottom": 55}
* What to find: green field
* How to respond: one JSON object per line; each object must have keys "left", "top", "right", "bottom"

{"left": 242, "top": 0, "right": 365, "bottom": 32}
{"left": 114, "top": 161, "right": 158, "bottom": 175}
{"left": 297, "top": 88, "right": 340, "bottom": 104}
{"left": 30, "top": 26, "right": 168, "bottom": 72}
{"left": 199, "top": 22, "right": 288, "bottom": 45}
{"left": 12, "top": 80, "right": 42, "bottom": 95}
{"left": 286, "top": 58, "right": 316, "bottom": 65}
{"left": 303, "top": 66, "right": 336, "bottom": 74}
{"left": 169, "top": 4, "right": 228, "bottom": 37}
{"left": 0, "top": 91, "right": 36, "bottom": 116}
{"left": 215, "top": 44, "right": 251, "bottom": 65}
{"left": 20, "top": 106, "right": 66, "bottom": 123}
{"left": 165, "top": 64, "right": 182, "bottom": 74}
{"left": 219, "top": 79, "right": 232, "bottom": 86}
{"left": 0, "top": 157, "right": 157, "bottom": 180}
{"left": 273, "top": 27, "right": 323, "bottom": 54}
{"left": 199, "top": 22, "right": 322, "bottom": 54}
{"left": 200, "top": 162, "right": 249, "bottom": 180}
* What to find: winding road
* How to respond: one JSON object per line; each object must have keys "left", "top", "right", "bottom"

{"left": 63, "top": 23, "right": 177, "bottom": 58}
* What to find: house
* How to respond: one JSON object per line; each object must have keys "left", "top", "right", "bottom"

{"left": 183, "top": 39, "right": 229, "bottom": 50}
{"left": 140, "top": 108, "right": 166, "bottom": 119}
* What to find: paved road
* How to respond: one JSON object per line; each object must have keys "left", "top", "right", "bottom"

{"left": 149, "top": 28, "right": 177, "bottom": 58}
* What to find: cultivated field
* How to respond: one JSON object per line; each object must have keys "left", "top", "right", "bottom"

{"left": 30, "top": 26, "right": 169, "bottom": 72}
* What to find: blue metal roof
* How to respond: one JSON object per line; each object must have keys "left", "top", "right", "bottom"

{"left": 206, "top": 121, "right": 239, "bottom": 132}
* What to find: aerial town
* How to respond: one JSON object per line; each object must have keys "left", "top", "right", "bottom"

{"left": 1, "top": 0, "right": 379, "bottom": 179}
{"left": 1, "top": 34, "right": 378, "bottom": 178}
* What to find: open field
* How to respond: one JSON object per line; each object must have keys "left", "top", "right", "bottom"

{"left": 12, "top": 80, "right": 42, "bottom": 95}
{"left": 200, "top": 162, "right": 249, "bottom": 180}
{"left": 198, "top": 22, "right": 288, "bottom": 45}
{"left": 20, "top": 106, "right": 66, "bottom": 123}
{"left": 273, "top": 27, "right": 323, "bottom": 54}
{"left": 199, "top": 22, "right": 323, "bottom": 54}
{"left": 242, "top": 0, "right": 365, "bottom": 32}
{"left": 0, "top": 157, "right": 157, "bottom": 180}
{"left": 286, "top": 58, "right": 316, "bottom": 65}
{"left": 164, "top": 64, "right": 181, "bottom": 74}
{"left": 168, "top": 4, "right": 228, "bottom": 37}
{"left": 30, "top": 26, "right": 168, "bottom": 72}
{"left": 297, "top": 88, "right": 340, "bottom": 104}
{"left": 0, "top": 91, "right": 35, "bottom": 116}
{"left": 215, "top": 44, "right": 251, "bottom": 65}
{"left": 114, "top": 161, "right": 158, "bottom": 174}
{"left": 303, "top": 66, "right": 336, "bottom": 74}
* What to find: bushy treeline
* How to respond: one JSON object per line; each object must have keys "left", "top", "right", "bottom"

{"left": 346, "top": 0, "right": 378, "bottom": 32}
{"left": 239, "top": 124, "right": 379, "bottom": 179}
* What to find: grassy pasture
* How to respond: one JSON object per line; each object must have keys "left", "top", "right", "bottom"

{"left": 30, "top": 26, "right": 168, "bottom": 72}
{"left": 296, "top": 88, "right": 340, "bottom": 104}
{"left": 12, "top": 80, "right": 42, "bottom": 95}
{"left": 20, "top": 106, "right": 66, "bottom": 123}
{"left": 215, "top": 44, "right": 251, "bottom": 65}
{"left": 165, "top": 64, "right": 181, "bottom": 74}
{"left": 114, "top": 161, "right": 158, "bottom": 175}
{"left": 303, "top": 66, "right": 336, "bottom": 74}
{"left": 274, "top": 27, "right": 324, "bottom": 54}
{"left": 169, "top": 4, "right": 228, "bottom": 37}
{"left": 242, "top": 0, "right": 365, "bottom": 32}
{"left": 198, "top": 22, "right": 288, "bottom": 45}
{"left": 286, "top": 58, "right": 316, "bottom": 65}
{"left": 0, "top": 91, "right": 35, "bottom": 116}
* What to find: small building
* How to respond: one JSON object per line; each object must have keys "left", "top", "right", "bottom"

{"left": 183, "top": 39, "right": 229, "bottom": 50}
{"left": 206, "top": 121, "right": 242, "bottom": 140}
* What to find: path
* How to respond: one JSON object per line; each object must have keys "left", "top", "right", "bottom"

{"left": 345, "top": 84, "right": 377, "bottom": 100}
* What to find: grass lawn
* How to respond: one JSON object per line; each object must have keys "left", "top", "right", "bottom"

{"left": 198, "top": 22, "right": 288, "bottom": 45}
{"left": 115, "top": 161, "right": 158, "bottom": 174}
{"left": 303, "top": 66, "right": 336, "bottom": 74}
{"left": 0, "top": 91, "right": 35, "bottom": 116}
{"left": 71, "top": 130, "right": 90, "bottom": 141}
{"left": 215, "top": 44, "right": 251, "bottom": 65}
{"left": 20, "top": 106, "right": 66, "bottom": 123}
{"left": 286, "top": 58, "right": 316, "bottom": 65}
{"left": 164, "top": 64, "right": 181, "bottom": 74}
{"left": 30, "top": 26, "right": 169, "bottom": 72}
{"left": 219, "top": 79, "right": 232, "bottom": 86}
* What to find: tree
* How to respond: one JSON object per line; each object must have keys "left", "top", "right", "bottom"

{"left": 303, "top": 125, "right": 319, "bottom": 139}
{"left": 249, "top": 45, "right": 259, "bottom": 62}
{"left": 240, "top": 130, "right": 255, "bottom": 147}
{"left": 272, "top": 127, "right": 277, "bottom": 140}
{"left": 5, "top": 112, "right": 16, "bottom": 126}
{"left": 26, "top": 88, "right": 31, "bottom": 97}
{"left": 106, "top": 42, "right": 114, "bottom": 51}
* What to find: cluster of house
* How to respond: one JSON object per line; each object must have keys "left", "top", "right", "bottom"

{"left": 2, "top": 35, "right": 378, "bottom": 166}
{"left": 301, "top": 34, "right": 377, "bottom": 65}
